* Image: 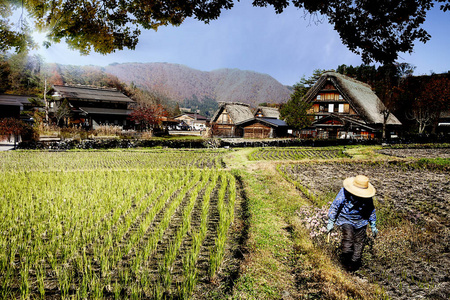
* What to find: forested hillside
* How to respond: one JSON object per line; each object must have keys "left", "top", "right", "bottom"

{"left": 104, "top": 63, "right": 292, "bottom": 106}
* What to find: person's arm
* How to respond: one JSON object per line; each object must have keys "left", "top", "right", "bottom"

{"left": 327, "top": 188, "right": 345, "bottom": 232}
{"left": 369, "top": 204, "right": 378, "bottom": 238}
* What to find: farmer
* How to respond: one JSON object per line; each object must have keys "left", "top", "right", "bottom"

{"left": 327, "top": 175, "right": 378, "bottom": 271}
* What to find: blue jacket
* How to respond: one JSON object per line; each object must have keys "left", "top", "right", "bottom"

{"left": 328, "top": 188, "right": 376, "bottom": 229}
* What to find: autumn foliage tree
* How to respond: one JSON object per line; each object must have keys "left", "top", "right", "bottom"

{"left": 407, "top": 76, "right": 450, "bottom": 134}
{"left": 128, "top": 104, "right": 168, "bottom": 131}
{"left": 0, "top": 118, "right": 38, "bottom": 148}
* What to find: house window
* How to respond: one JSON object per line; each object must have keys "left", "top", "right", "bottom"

{"left": 328, "top": 104, "right": 334, "bottom": 113}
{"left": 317, "top": 95, "right": 321, "bottom": 100}
{"left": 339, "top": 94, "right": 343, "bottom": 100}
{"left": 319, "top": 105, "right": 325, "bottom": 112}
{"left": 338, "top": 104, "right": 344, "bottom": 113}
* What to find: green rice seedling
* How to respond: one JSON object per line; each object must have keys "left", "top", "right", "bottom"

{"left": 158, "top": 261, "right": 172, "bottom": 292}
{"left": 78, "top": 274, "right": 89, "bottom": 300}
{"left": 56, "top": 266, "right": 72, "bottom": 300}
{"left": 113, "top": 279, "right": 121, "bottom": 300}
{"left": 19, "top": 260, "right": 30, "bottom": 300}
{"left": 36, "top": 264, "right": 46, "bottom": 299}
{"left": 130, "top": 282, "right": 141, "bottom": 300}
{"left": 90, "top": 273, "right": 103, "bottom": 299}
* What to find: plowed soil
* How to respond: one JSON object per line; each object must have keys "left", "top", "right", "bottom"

{"left": 377, "top": 148, "right": 450, "bottom": 158}
{"left": 283, "top": 160, "right": 450, "bottom": 299}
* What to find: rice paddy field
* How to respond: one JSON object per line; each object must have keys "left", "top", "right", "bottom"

{"left": 1, "top": 145, "right": 449, "bottom": 300}
{"left": 0, "top": 150, "right": 235, "bottom": 299}
{"left": 248, "top": 147, "right": 349, "bottom": 161}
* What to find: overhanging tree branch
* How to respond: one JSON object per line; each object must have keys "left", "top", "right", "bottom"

{"left": 1, "top": 0, "right": 447, "bottom": 64}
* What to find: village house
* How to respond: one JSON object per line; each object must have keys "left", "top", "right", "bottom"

{"left": 301, "top": 72, "right": 402, "bottom": 139}
{"left": 237, "top": 106, "right": 288, "bottom": 138}
{"left": 210, "top": 102, "right": 254, "bottom": 137}
{"left": 210, "top": 103, "right": 289, "bottom": 138}
{"left": 174, "top": 112, "right": 208, "bottom": 130}
{"left": 0, "top": 95, "right": 34, "bottom": 119}
{"left": 51, "top": 85, "right": 135, "bottom": 129}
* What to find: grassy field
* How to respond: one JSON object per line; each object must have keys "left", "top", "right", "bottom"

{"left": 1, "top": 145, "right": 448, "bottom": 299}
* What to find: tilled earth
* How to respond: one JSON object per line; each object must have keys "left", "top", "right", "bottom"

{"left": 377, "top": 148, "right": 450, "bottom": 158}
{"left": 283, "top": 160, "right": 450, "bottom": 299}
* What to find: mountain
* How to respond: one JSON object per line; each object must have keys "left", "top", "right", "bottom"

{"left": 104, "top": 62, "right": 292, "bottom": 106}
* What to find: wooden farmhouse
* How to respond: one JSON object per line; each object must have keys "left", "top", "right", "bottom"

{"left": 0, "top": 95, "right": 31, "bottom": 119}
{"left": 301, "top": 72, "right": 402, "bottom": 139}
{"left": 237, "top": 107, "right": 288, "bottom": 138}
{"left": 211, "top": 103, "right": 288, "bottom": 138}
{"left": 51, "top": 85, "right": 135, "bottom": 129}
{"left": 210, "top": 102, "right": 254, "bottom": 137}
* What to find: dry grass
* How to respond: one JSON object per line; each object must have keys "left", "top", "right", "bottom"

{"left": 93, "top": 125, "right": 123, "bottom": 136}
{"left": 291, "top": 218, "right": 385, "bottom": 299}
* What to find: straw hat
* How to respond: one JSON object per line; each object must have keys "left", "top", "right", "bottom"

{"left": 343, "top": 175, "right": 376, "bottom": 198}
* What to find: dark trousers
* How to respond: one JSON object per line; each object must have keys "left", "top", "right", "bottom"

{"left": 341, "top": 223, "right": 367, "bottom": 270}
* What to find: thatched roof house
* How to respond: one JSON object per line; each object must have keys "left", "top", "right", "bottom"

{"left": 254, "top": 106, "right": 280, "bottom": 119}
{"left": 210, "top": 102, "right": 254, "bottom": 137}
{"left": 301, "top": 72, "right": 401, "bottom": 139}
{"left": 211, "top": 103, "right": 289, "bottom": 138}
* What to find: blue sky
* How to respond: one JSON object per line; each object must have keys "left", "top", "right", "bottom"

{"left": 31, "top": 1, "right": 450, "bottom": 86}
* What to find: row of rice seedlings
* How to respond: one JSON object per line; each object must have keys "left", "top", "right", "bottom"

{"left": 156, "top": 170, "right": 215, "bottom": 296}
{"left": 120, "top": 171, "right": 200, "bottom": 266}
{"left": 208, "top": 173, "right": 236, "bottom": 279}
{"left": 249, "top": 148, "right": 346, "bottom": 161}
{"left": 178, "top": 171, "right": 220, "bottom": 298}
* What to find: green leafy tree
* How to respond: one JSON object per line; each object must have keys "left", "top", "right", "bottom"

{"left": 2, "top": 1, "right": 449, "bottom": 64}
{"left": 0, "top": 2, "right": 35, "bottom": 53}
{"left": 0, "top": 55, "right": 11, "bottom": 93}
{"left": 280, "top": 70, "right": 327, "bottom": 130}
{"left": 280, "top": 82, "right": 312, "bottom": 130}
{"left": 54, "top": 99, "right": 72, "bottom": 127}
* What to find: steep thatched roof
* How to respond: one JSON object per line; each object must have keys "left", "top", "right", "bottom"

{"left": 255, "top": 107, "right": 280, "bottom": 119}
{"left": 211, "top": 102, "right": 254, "bottom": 124}
{"left": 304, "top": 72, "right": 401, "bottom": 125}
{"left": 53, "top": 85, "right": 134, "bottom": 103}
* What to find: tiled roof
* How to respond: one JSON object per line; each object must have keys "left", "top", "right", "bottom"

{"left": 53, "top": 85, "right": 134, "bottom": 103}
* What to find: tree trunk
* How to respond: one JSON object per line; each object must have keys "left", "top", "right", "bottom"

{"left": 44, "top": 78, "right": 49, "bottom": 124}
